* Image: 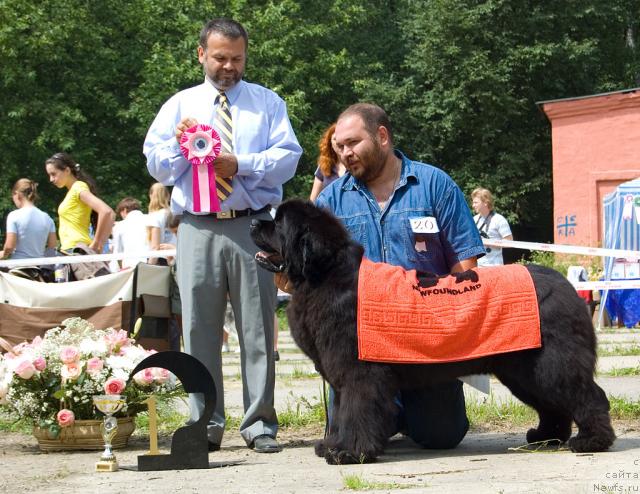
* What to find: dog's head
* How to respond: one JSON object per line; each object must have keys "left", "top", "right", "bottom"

{"left": 250, "top": 199, "right": 361, "bottom": 285}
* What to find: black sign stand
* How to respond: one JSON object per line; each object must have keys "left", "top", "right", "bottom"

{"left": 128, "top": 351, "right": 216, "bottom": 470}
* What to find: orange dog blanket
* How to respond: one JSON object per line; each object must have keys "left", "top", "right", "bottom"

{"left": 357, "top": 259, "right": 541, "bottom": 363}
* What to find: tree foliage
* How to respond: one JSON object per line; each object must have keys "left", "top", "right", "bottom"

{"left": 0, "top": 0, "right": 638, "bottom": 242}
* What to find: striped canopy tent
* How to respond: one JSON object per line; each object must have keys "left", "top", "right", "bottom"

{"left": 603, "top": 178, "right": 640, "bottom": 253}
{"left": 601, "top": 178, "right": 640, "bottom": 327}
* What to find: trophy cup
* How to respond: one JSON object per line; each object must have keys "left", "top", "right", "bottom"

{"left": 93, "top": 394, "right": 126, "bottom": 472}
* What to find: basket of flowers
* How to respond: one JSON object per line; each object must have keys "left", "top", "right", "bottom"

{"left": 0, "top": 317, "right": 178, "bottom": 451}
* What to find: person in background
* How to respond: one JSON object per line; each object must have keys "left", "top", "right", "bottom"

{"left": 309, "top": 123, "right": 346, "bottom": 202}
{"left": 112, "top": 197, "right": 149, "bottom": 269}
{"left": 144, "top": 18, "right": 302, "bottom": 453}
{"left": 146, "top": 182, "right": 176, "bottom": 265}
{"left": 158, "top": 214, "right": 182, "bottom": 351}
{"left": 301, "top": 102, "right": 485, "bottom": 451}
{"left": 44, "top": 152, "right": 115, "bottom": 253}
{"left": 0, "top": 179, "right": 57, "bottom": 260}
{"left": 471, "top": 187, "right": 513, "bottom": 266}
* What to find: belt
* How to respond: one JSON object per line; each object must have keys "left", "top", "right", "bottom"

{"left": 207, "top": 205, "right": 270, "bottom": 220}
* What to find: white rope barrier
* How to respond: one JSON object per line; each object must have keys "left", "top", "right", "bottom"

{"left": 483, "top": 238, "right": 640, "bottom": 291}
{"left": 0, "top": 238, "right": 637, "bottom": 289}
{"left": 573, "top": 280, "right": 640, "bottom": 290}
{"left": 483, "top": 238, "right": 640, "bottom": 260}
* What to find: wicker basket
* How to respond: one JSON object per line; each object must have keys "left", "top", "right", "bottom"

{"left": 32, "top": 417, "right": 135, "bottom": 451}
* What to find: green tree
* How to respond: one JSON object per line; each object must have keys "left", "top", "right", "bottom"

{"left": 1, "top": 0, "right": 639, "bottom": 247}
{"left": 358, "top": 0, "right": 639, "bottom": 240}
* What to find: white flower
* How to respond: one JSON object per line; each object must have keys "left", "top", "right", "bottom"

{"left": 121, "top": 345, "right": 148, "bottom": 362}
{"left": 79, "top": 337, "right": 107, "bottom": 356}
{"left": 105, "top": 355, "right": 132, "bottom": 371}
{"left": 111, "top": 368, "right": 130, "bottom": 382}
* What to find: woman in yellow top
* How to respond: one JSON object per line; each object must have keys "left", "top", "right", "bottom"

{"left": 44, "top": 152, "right": 115, "bottom": 253}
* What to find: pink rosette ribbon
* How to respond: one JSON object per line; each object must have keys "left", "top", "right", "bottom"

{"left": 179, "top": 124, "right": 222, "bottom": 213}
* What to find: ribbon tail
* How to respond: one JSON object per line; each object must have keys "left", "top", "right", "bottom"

{"left": 192, "top": 164, "right": 202, "bottom": 213}
{"left": 208, "top": 163, "right": 221, "bottom": 212}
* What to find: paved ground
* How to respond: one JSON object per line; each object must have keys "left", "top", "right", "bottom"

{"left": 1, "top": 328, "right": 639, "bottom": 493}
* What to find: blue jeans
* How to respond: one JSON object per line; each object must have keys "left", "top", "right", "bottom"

{"left": 397, "top": 380, "right": 469, "bottom": 448}
{"left": 328, "top": 379, "right": 468, "bottom": 449}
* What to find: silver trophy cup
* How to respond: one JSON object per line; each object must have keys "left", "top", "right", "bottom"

{"left": 93, "top": 394, "right": 126, "bottom": 472}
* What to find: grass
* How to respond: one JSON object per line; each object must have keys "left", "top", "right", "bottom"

{"left": 0, "top": 409, "right": 32, "bottom": 434}
{"left": 3, "top": 394, "right": 639, "bottom": 437}
{"left": 288, "top": 367, "right": 320, "bottom": 380}
{"left": 609, "top": 395, "right": 640, "bottom": 419}
{"left": 342, "top": 473, "right": 415, "bottom": 491}
{"left": 466, "top": 397, "right": 538, "bottom": 430}
{"left": 278, "top": 395, "right": 326, "bottom": 428}
{"left": 598, "top": 345, "right": 640, "bottom": 357}
{"left": 601, "top": 367, "right": 640, "bottom": 377}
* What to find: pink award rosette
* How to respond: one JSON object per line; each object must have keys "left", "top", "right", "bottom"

{"left": 179, "top": 124, "right": 222, "bottom": 213}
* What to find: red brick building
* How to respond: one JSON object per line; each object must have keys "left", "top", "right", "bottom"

{"left": 539, "top": 88, "right": 640, "bottom": 246}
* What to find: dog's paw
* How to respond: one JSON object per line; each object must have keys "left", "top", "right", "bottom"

{"left": 568, "top": 433, "right": 615, "bottom": 453}
{"left": 325, "top": 448, "right": 376, "bottom": 465}
{"left": 314, "top": 440, "right": 327, "bottom": 457}
{"left": 526, "top": 428, "right": 564, "bottom": 446}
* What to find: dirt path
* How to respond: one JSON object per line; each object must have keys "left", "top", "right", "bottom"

{"left": 1, "top": 421, "right": 638, "bottom": 494}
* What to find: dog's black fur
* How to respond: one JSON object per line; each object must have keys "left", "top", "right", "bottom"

{"left": 250, "top": 199, "right": 616, "bottom": 464}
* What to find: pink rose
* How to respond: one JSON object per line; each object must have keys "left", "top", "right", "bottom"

{"left": 61, "top": 362, "right": 83, "bottom": 381}
{"left": 59, "top": 346, "right": 79, "bottom": 364}
{"left": 104, "top": 377, "right": 126, "bottom": 395}
{"left": 86, "top": 357, "right": 104, "bottom": 374}
{"left": 56, "top": 409, "right": 75, "bottom": 427}
{"left": 133, "top": 368, "right": 155, "bottom": 386}
{"left": 153, "top": 367, "right": 170, "bottom": 384}
{"left": 104, "top": 329, "right": 131, "bottom": 353}
{"left": 33, "top": 356, "right": 47, "bottom": 371}
{"left": 13, "top": 358, "right": 36, "bottom": 379}
{"left": 12, "top": 341, "right": 31, "bottom": 353}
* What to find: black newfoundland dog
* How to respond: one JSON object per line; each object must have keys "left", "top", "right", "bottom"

{"left": 250, "top": 199, "right": 615, "bottom": 464}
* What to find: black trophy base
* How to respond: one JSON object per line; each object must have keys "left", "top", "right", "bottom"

{"left": 137, "top": 451, "right": 209, "bottom": 471}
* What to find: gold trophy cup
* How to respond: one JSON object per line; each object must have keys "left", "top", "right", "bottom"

{"left": 93, "top": 394, "right": 126, "bottom": 472}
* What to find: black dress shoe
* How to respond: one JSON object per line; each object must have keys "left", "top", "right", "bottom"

{"left": 251, "top": 434, "right": 282, "bottom": 453}
{"left": 208, "top": 441, "right": 220, "bottom": 452}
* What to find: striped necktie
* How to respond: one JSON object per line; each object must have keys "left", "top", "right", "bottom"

{"left": 215, "top": 92, "right": 234, "bottom": 200}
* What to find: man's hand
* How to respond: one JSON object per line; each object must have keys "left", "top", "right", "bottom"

{"left": 275, "top": 272, "right": 293, "bottom": 294}
{"left": 214, "top": 153, "right": 239, "bottom": 178}
{"left": 175, "top": 117, "right": 199, "bottom": 142}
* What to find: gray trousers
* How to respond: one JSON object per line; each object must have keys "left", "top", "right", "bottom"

{"left": 177, "top": 211, "right": 277, "bottom": 445}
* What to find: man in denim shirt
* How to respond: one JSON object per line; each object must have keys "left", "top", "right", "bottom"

{"left": 315, "top": 103, "right": 485, "bottom": 449}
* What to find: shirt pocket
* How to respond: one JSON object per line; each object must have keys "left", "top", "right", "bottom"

{"left": 402, "top": 216, "right": 440, "bottom": 265}
{"left": 343, "top": 217, "right": 369, "bottom": 246}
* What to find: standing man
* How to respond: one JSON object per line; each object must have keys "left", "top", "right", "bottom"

{"left": 144, "top": 18, "right": 302, "bottom": 453}
{"left": 314, "top": 103, "right": 485, "bottom": 449}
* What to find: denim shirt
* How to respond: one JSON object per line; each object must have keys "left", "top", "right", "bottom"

{"left": 315, "top": 151, "right": 485, "bottom": 275}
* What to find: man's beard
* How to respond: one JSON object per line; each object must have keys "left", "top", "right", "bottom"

{"left": 349, "top": 141, "right": 386, "bottom": 183}
{"left": 209, "top": 68, "right": 243, "bottom": 90}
